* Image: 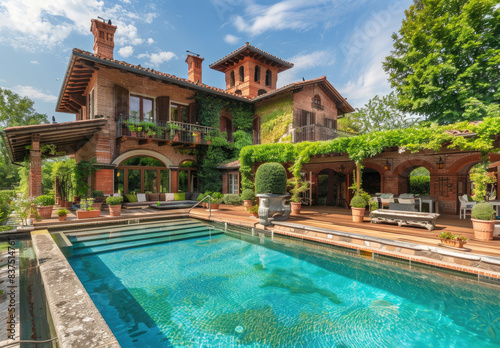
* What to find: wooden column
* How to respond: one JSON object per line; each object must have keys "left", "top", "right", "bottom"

{"left": 29, "top": 134, "right": 42, "bottom": 198}
{"left": 170, "top": 168, "right": 179, "bottom": 193}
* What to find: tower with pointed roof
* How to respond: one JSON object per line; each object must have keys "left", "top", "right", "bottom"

{"left": 209, "top": 43, "right": 294, "bottom": 98}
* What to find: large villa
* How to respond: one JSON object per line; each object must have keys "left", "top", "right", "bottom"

{"left": 1, "top": 18, "right": 500, "bottom": 348}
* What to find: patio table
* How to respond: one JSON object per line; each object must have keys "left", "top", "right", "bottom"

{"left": 415, "top": 196, "right": 439, "bottom": 214}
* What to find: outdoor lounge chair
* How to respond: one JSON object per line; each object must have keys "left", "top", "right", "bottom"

{"left": 459, "top": 195, "right": 476, "bottom": 219}
{"left": 379, "top": 193, "right": 394, "bottom": 209}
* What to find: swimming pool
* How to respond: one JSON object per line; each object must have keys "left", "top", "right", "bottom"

{"left": 66, "top": 219, "right": 500, "bottom": 347}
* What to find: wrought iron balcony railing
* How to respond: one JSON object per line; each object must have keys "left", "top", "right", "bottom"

{"left": 292, "top": 124, "right": 355, "bottom": 143}
{"left": 117, "top": 114, "right": 218, "bottom": 144}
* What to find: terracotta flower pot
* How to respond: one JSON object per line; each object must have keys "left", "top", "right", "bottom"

{"left": 109, "top": 205, "right": 122, "bottom": 217}
{"left": 211, "top": 203, "right": 220, "bottom": 210}
{"left": 37, "top": 206, "right": 53, "bottom": 219}
{"left": 243, "top": 200, "right": 253, "bottom": 208}
{"left": 471, "top": 218, "right": 495, "bottom": 241}
{"left": 63, "top": 201, "right": 73, "bottom": 208}
{"left": 251, "top": 212, "right": 259, "bottom": 218}
{"left": 76, "top": 210, "right": 101, "bottom": 219}
{"left": 59, "top": 215, "right": 67, "bottom": 222}
{"left": 290, "top": 202, "right": 302, "bottom": 215}
{"left": 351, "top": 207, "right": 366, "bottom": 223}
{"left": 440, "top": 238, "right": 466, "bottom": 249}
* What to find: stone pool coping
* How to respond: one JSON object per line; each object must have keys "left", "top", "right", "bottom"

{"left": 31, "top": 230, "right": 120, "bottom": 348}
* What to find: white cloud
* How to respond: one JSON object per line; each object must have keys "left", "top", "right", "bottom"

{"left": 147, "top": 37, "right": 154, "bottom": 45}
{"left": 231, "top": 0, "right": 367, "bottom": 37}
{"left": 118, "top": 46, "right": 134, "bottom": 58}
{"left": 138, "top": 51, "right": 177, "bottom": 67}
{"left": 224, "top": 34, "right": 240, "bottom": 45}
{"left": 278, "top": 50, "right": 335, "bottom": 87}
{"left": 30, "top": 60, "right": 39, "bottom": 64}
{"left": 0, "top": 0, "right": 156, "bottom": 50}
{"left": 11, "top": 85, "right": 57, "bottom": 102}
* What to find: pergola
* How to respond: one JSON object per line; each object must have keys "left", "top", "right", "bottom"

{"left": 1, "top": 119, "right": 106, "bottom": 196}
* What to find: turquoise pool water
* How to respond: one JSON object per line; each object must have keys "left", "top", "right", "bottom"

{"left": 67, "top": 223, "right": 500, "bottom": 347}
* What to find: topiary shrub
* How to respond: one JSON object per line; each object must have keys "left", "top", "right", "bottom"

{"left": 241, "top": 189, "right": 256, "bottom": 201}
{"left": 350, "top": 195, "right": 367, "bottom": 208}
{"left": 106, "top": 196, "right": 123, "bottom": 206}
{"left": 34, "top": 195, "right": 55, "bottom": 206}
{"left": 223, "top": 194, "right": 243, "bottom": 205}
{"left": 91, "top": 190, "right": 104, "bottom": 198}
{"left": 471, "top": 202, "right": 495, "bottom": 220}
{"left": 255, "top": 162, "right": 287, "bottom": 195}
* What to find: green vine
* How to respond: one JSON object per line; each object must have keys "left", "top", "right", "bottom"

{"left": 74, "top": 158, "right": 100, "bottom": 197}
{"left": 240, "top": 108, "right": 500, "bottom": 191}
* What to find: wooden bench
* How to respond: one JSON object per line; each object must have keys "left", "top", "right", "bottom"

{"left": 370, "top": 209, "right": 440, "bottom": 231}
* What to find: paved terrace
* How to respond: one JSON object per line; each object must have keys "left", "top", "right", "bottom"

{"left": 32, "top": 205, "right": 500, "bottom": 258}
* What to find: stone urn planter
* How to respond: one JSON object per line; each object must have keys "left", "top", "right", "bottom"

{"left": 76, "top": 210, "right": 101, "bottom": 219}
{"left": 290, "top": 202, "right": 302, "bottom": 215}
{"left": 471, "top": 219, "right": 495, "bottom": 241}
{"left": 256, "top": 193, "right": 291, "bottom": 226}
{"left": 109, "top": 205, "right": 122, "bottom": 217}
{"left": 36, "top": 206, "right": 53, "bottom": 219}
{"left": 351, "top": 207, "right": 366, "bottom": 223}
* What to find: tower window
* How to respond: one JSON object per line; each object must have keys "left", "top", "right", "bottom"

{"left": 254, "top": 65, "right": 260, "bottom": 82}
{"left": 230, "top": 71, "right": 235, "bottom": 87}
{"left": 265, "top": 69, "right": 272, "bottom": 86}
{"left": 239, "top": 66, "right": 244, "bottom": 82}
{"left": 313, "top": 94, "right": 321, "bottom": 105}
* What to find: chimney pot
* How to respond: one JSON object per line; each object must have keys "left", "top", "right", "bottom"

{"left": 185, "top": 54, "right": 204, "bottom": 84}
{"left": 90, "top": 19, "right": 117, "bottom": 60}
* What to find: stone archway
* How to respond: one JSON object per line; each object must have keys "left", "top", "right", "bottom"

{"left": 112, "top": 149, "right": 173, "bottom": 167}
{"left": 392, "top": 159, "right": 437, "bottom": 194}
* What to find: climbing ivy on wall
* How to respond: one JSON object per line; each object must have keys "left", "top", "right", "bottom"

{"left": 256, "top": 92, "right": 293, "bottom": 144}
{"left": 194, "top": 92, "right": 254, "bottom": 192}
{"left": 240, "top": 106, "right": 500, "bottom": 191}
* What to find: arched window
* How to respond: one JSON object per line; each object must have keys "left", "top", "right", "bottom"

{"left": 258, "top": 89, "right": 267, "bottom": 96}
{"left": 235, "top": 90, "right": 242, "bottom": 95}
{"left": 265, "top": 69, "right": 272, "bottom": 86}
{"left": 254, "top": 65, "right": 260, "bottom": 82}
{"left": 313, "top": 94, "right": 321, "bottom": 105}
{"left": 115, "top": 156, "right": 169, "bottom": 194}
{"left": 239, "top": 66, "right": 244, "bottom": 82}
{"left": 230, "top": 71, "right": 235, "bottom": 87}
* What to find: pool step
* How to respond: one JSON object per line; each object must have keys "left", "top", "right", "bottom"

{"left": 69, "top": 228, "right": 221, "bottom": 257}
{"left": 67, "top": 220, "right": 203, "bottom": 242}
{"left": 64, "top": 218, "right": 196, "bottom": 237}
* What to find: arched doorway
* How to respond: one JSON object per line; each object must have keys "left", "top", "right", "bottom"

{"left": 178, "top": 160, "right": 199, "bottom": 193}
{"left": 317, "top": 169, "right": 346, "bottom": 206}
{"left": 361, "top": 168, "right": 381, "bottom": 194}
{"left": 114, "top": 156, "right": 169, "bottom": 194}
{"left": 408, "top": 167, "right": 430, "bottom": 195}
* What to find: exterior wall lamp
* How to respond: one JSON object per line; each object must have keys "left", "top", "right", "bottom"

{"left": 383, "top": 159, "right": 392, "bottom": 171}
{"left": 437, "top": 157, "right": 445, "bottom": 169}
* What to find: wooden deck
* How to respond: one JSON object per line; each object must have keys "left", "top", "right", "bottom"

{"left": 33, "top": 204, "right": 500, "bottom": 258}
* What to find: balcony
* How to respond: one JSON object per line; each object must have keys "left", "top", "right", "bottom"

{"left": 117, "top": 115, "right": 218, "bottom": 145}
{"left": 292, "top": 124, "right": 355, "bottom": 143}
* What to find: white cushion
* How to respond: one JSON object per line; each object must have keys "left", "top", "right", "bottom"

{"left": 165, "top": 193, "right": 175, "bottom": 201}
{"left": 136, "top": 193, "right": 147, "bottom": 202}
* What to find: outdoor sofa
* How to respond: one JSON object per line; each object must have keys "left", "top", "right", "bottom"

{"left": 123, "top": 192, "right": 200, "bottom": 209}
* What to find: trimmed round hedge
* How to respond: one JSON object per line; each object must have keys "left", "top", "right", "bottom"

{"left": 255, "top": 162, "right": 287, "bottom": 195}
{"left": 472, "top": 202, "right": 495, "bottom": 220}
{"left": 350, "top": 195, "right": 367, "bottom": 208}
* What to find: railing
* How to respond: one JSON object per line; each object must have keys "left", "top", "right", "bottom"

{"left": 117, "top": 114, "right": 218, "bottom": 144}
{"left": 188, "top": 195, "right": 211, "bottom": 219}
{"left": 292, "top": 124, "right": 355, "bottom": 143}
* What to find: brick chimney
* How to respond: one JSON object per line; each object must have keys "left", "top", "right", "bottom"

{"left": 90, "top": 19, "right": 117, "bottom": 60}
{"left": 185, "top": 54, "right": 204, "bottom": 83}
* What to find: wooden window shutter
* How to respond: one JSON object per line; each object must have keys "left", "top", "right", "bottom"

{"left": 156, "top": 96, "right": 170, "bottom": 123}
{"left": 324, "top": 118, "right": 328, "bottom": 127}
{"left": 189, "top": 102, "right": 200, "bottom": 124}
{"left": 334, "top": 119, "right": 337, "bottom": 129}
{"left": 311, "top": 112, "right": 316, "bottom": 125}
{"left": 293, "top": 108, "right": 301, "bottom": 128}
{"left": 114, "top": 85, "right": 129, "bottom": 121}
{"left": 301, "top": 109, "right": 308, "bottom": 126}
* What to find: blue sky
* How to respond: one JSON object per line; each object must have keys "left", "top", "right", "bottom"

{"left": 0, "top": 0, "right": 412, "bottom": 123}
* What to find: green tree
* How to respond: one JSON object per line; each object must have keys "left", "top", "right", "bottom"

{"left": 339, "top": 92, "right": 418, "bottom": 134}
{"left": 383, "top": 0, "right": 500, "bottom": 124}
{"left": 0, "top": 88, "right": 48, "bottom": 127}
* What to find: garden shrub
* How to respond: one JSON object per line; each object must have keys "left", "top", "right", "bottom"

{"left": 223, "top": 194, "right": 243, "bottom": 205}
{"left": 409, "top": 176, "right": 430, "bottom": 195}
{"left": 34, "top": 195, "right": 55, "bottom": 206}
{"left": 241, "top": 189, "right": 255, "bottom": 201}
{"left": 255, "top": 162, "right": 287, "bottom": 195}
{"left": 91, "top": 190, "right": 104, "bottom": 198}
{"left": 350, "top": 195, "right": 367, "bottom": 208}
{"left": 472, "top": 202, "right": 495, "bottom": 220}
{"left": 106, "top": 196, "right": 123, "bottom": 206}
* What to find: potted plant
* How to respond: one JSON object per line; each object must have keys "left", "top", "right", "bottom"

{"left": 106, "top": 196, "right": 123, "bottom": 216}
{"left": 211, "top": 192, "right": 224, "bottom": 209}
{"left": 241, "top": 189, "right": 256, "bottom": 207}
{"left": 57, "top": 209, "right": 69, "bottom": 221}
{"left": 248, "top": 205, "right": 259, "bottom": 218}
{"left": 53, "top": 159, "right": 75, "bottom": 208}
{"left": 34, "top": 195, "right": 55, "bottom": 219}
{"left": 350, "top": 195, "right": 368, "bottom": 222}
{"left": 167, "top": 123, "right": 181, "bottom": 140}
{"left": 287, "top": 176, "right": 309, "bottom": 215}
{"left": 255, "top": 162, "right": 291, "bottom": 225}
{"left": 13, "top": 195, "right": 40, "bottom": 227}
{"left": 470, "top": 164, "right": 497, "bottom": 241}
{"left": 128, "top": 123, "right": 143, "bottom": 137}
{"left": 77, "top": 198, "right": 101, "bottom": 219}
{"left": 437, "top": 231, "right": 468, "bottom": 249}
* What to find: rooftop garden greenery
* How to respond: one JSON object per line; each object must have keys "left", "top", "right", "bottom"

{"left": 240, "top": 107, "right": 500, "bottom": 191}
